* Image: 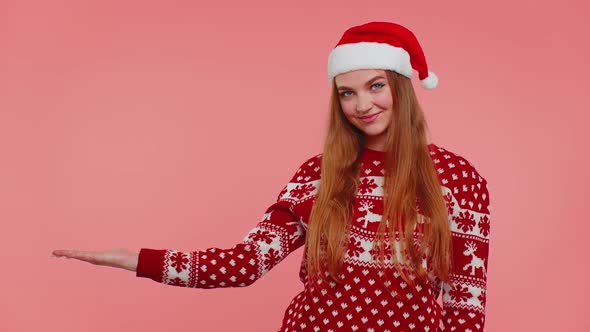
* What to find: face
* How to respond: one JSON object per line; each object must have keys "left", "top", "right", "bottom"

{"left": 334, "top": 69, "right": 394, "bottom": 150}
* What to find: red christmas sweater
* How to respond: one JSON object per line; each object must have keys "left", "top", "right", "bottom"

{"left": 136, "top": 143, "right": 491, "bottom": 332}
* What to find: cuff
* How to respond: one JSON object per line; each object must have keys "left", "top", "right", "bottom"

{"left": 135, "top": 248, "right": 167, "bottom": 282}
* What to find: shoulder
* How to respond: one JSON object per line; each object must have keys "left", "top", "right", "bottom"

{"left": 288, "top": 152, "right": 323, "bottom": 184}
{"left": 428, "top": 142, "right": 490, "bottom": 214}
{"left": 274, "top": 153, "right": 322, "bottom": 204}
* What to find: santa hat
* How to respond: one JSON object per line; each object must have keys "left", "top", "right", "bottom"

{"left": 327, "top": 21, "right": 438, "bottom": 90}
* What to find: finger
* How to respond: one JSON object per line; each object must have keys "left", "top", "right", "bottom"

{"left": 53, "top": 249, "right": 99, "bottom": 264}
{"left": 52, "top": 249, "right": 83, "bottom": 258}
{"left": 52, "top": 249, "right": 74, "bottom": 257}
{"left": 67, "top": 250, "right": 101, "bottom": 264}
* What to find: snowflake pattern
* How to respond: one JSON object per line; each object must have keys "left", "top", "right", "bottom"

{"left": 478, "top": 289, "right": 487, "bottom": 304}
{"left": 264, "top": 248, "right": 281, "bottom": 270}
{"left": 289, "top": 183, "right": 316, "bottom": 199}
{"left": 248, "top": 229, "right": 274, "bottom": 244}
{"left": 369, "top": 241, "right": 393, "bottom": 261}
{"left": 478, "top": 214, "right": 490, "bottom": 237}
{"left": 449, "top": 285, "right": 472, "bottom": 303}
{"left": 347, "top": 238, "right": 364, "bottom": 257}
{"left": 169, "top": 252, "right": 189, "bottom": 273}
{"left": 455, "top": 210, "right": 477, "bottom": 232}
{"left": 358, "top": 177, "right": 379, "bottom": 195}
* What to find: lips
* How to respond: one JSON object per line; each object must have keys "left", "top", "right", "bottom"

{"left": 360, "top": 113, "right": 379, "bottom": 119}
{"left": 359, "top": 112, "right": 381, "bottom": 123}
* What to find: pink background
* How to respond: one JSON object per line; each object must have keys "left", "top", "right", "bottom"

{"left": 1, "top": 0, "right": 588, "bottom": 331}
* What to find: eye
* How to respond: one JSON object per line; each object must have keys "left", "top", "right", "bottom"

{"left": 339, "top": 82, "right": 385, "bottom": 98}
{"left": 371, "top": 82, "right": 385, "bottom": 90}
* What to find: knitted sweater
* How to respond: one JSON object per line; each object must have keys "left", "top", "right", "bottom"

{"left": 136, "top": 143, "right": 491, "bottom": 332}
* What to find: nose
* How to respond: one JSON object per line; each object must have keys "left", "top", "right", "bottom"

{"left": 355, "top": 92, "right": 372, "bottom": 113}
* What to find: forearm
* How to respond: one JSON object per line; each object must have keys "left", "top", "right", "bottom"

{"left": 136, "top": 201, "right": 306, "bottom": 288}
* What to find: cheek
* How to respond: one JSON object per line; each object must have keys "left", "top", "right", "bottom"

{"left": 339, "top": 100, "right": 357, "bottom": 118}
{"left": 373, "top": 92, "right": 393, "bottom": 109}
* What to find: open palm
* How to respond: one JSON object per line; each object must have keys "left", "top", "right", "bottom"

{"left": 52, "top": 248, "right": 138, "bottom": 272}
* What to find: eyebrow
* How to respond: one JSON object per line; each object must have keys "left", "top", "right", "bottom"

{"left": 336, "top": 75, "right": 386, "bottom": 91}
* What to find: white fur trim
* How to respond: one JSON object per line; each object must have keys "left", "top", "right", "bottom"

{"left": 420, "top": 70, "right": 438, "bottom": 90}
{"left": 328, "top": 42, "right": 413, "bottom": 82}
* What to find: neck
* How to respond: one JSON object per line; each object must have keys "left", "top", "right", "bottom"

{"left": 364, "top": 140, "right": 385, "bottom": 152}
{"left": 364, "top": 133, "right": 387, "bottom": 152}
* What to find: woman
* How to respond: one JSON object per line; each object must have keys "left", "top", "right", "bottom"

{"left": 53, "top": 21, "right": 491, "bottom": 331}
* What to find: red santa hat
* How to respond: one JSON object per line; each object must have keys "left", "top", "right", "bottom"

{"left": 327, "top": 21, "right": 438, "bottom": 90}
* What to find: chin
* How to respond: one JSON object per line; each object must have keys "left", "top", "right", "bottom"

{"left": 364, "top": 131, "right": 387, "bottom": 138}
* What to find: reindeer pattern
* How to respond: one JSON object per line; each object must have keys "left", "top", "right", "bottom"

{"left": 355, "top": 199, "right": 383, "bottom": 228}
{"left": 462, "top": 241, "right": 487, "bottom": 277}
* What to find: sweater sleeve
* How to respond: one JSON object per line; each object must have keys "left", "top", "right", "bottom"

{"left": 439, "top": 172, "right": 491, "bottom": 331}
{"left": 135, "top": 155, "right": 320, "bottom": 288}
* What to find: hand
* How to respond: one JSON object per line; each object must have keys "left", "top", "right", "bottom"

{"left": 52, "top": 248, "right": 139, "bottom": 272}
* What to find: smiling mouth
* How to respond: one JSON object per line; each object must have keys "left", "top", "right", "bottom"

{"left": 360, "top": 112, "right": 380, "bottom": 119}
{"left": 359, "top": 112, "right": 381, "bottom": 123}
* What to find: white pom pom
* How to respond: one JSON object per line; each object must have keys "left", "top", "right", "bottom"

{"left": 420, "top": 70, "right": 438, "bottom": 90}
